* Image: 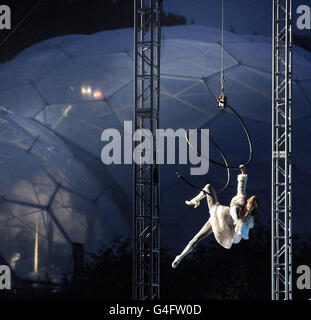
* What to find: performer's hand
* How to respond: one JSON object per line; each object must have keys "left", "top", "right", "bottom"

{"left": 239, "top": 164, "right": 245, "bottom": 174}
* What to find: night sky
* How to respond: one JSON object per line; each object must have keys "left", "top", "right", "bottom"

{"left": 0, "top": 0, "right": 310, "bottom": 63}
{"left": 163, "top": 0, "right": 310, "bottom": 36}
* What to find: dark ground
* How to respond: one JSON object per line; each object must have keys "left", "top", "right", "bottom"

{"left": 1, "top": 225, "right": 311, "bottom": 300}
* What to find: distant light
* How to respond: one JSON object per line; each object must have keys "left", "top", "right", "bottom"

{"left": 34, "top": 216, "right": 39, "bottom": 273}
{"left": 81, "top": 86, "right": 92, "bottom": 95}
{"left": 81, "top": 86, "right": 87, "bottom": 95}
{"left": 93, "top": 89, "right": 103, "bottom": 99}
{"left": 10, "top": 253, "right": 21, "bottom": 269}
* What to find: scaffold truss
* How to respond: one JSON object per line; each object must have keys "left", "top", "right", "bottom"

{"left": 133, "top": 0, "right": 162, "bottom": 300}
{"left": 272, "top": 0, "right": 293, "bottom": 300}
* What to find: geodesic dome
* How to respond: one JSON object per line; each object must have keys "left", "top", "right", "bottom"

{"left": 0, "top": 25, "right": 310, "bottom": 266}
{"left": 0, "top": 109, "right": 128, "bottom": 281}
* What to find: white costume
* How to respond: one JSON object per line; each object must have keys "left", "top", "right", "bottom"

{"left": 172, "top": 173, "right": 254, "bottom": 268}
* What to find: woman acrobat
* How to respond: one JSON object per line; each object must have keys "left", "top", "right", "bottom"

{"left": 172, "top": 165, "right": 260, "bottom": 268}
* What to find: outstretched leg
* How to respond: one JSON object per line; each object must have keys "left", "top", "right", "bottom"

{"left": 203, "top": 184, "right": 218, "bottom": 210}
{"left": 185, "top": 184, "right": 218, "bottom": 210}
{"left": 172, "top": 219, "right": 212, "bottom": 268}
{"left": 185, "top": 189, "right": 206, "bottom": 208}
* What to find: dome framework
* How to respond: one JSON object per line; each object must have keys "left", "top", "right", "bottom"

{"left": 0, "top": 21, "right": 310, "bottom": 291}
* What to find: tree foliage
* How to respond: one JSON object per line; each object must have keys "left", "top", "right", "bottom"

{"left": 60, "top": 225, "right": 310, "bottom": 300}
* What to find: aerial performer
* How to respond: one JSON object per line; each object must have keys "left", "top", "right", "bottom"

{"left": 172, "top": 165, "right": 260, "bottom": 269}
{"left": 172, "top": 0, "right": 260, "bottom": 269}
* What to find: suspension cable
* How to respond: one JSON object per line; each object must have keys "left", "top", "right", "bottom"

{"left": 176, "top": 0, "right": 253, "bottom": 195}
{"left": 221, "top": 0, "right": 225, "bottom": 95}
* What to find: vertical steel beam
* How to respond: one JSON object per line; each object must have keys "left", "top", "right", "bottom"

{"left": 272, "top": 0, "right": 293, "bottom": 300}
{"left": 133, "top": 0, "right": 162, "bottom": 300}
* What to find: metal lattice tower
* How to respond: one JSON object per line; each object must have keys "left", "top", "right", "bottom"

{"left": 133, "top": 0, "right": 162, "bottom": 300}
{"left": 272, "top": 0, "right": 293, "bottom": 300}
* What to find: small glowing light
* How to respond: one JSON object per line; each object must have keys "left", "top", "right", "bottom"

{"left": 81, "top": 86, "right": 92, "bottom": 95}
{"left": 81, "top": 86, "right": 88, "bottom": 95}
{"left": 34, "top": 216, "right": 39, "bottom": 273}
{"left": 10, "top": 253, "right": 21, "bottom": 269}
{"left": 93, "top": 89, "right": 103, "bottom": 99}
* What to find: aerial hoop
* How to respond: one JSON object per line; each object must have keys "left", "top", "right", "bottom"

{"left": 185, "top": 104, "right": 253, "bottom": 171}
{"left": 176, "top": 0, "right": 253, "bottom": 195}
{"left": 176, "top": 134, "right": 231, "bottom": 196}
